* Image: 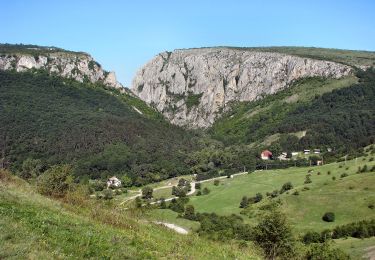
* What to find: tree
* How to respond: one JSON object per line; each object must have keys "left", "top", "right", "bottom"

{"left": 202, "top": 187, "right": 210, "bottom": 195}
{"left": 240, "top": 196, "right": 250, "bottom": 208}
{"left": 254, "top": 210, "right": 296, "bottom": 260}
{"left": 254, "top": 193, "right": 263, "bottom": 203}
{"left": 306, "top": 241, "right": 350, "bottom": 260}
{"left": 322, "top": 212, "right": 335, "bottom": 222}
{"left": 214, "top": 179, "right": 220, "bottom": 186}
{"left": 280, "top": 182, "right": 293, "bottom": 194}
{"left": 142, "top": 186, "right": 153, "bottom": 199}
{"left": 160, "top": 198, "right": 167, "bottom": 209}
{"left": 304, "top": 175, "right": 312, "bottom": 184}
{"left": 103, "top": 189, "right": 113, "bottom": 200}
{"left": 184, "top": 205, "right": 195, "bottom": 220}
{"left": 195, "top": 182, "right": 201, "bottom": 189}
{"left": 36, "top": 164, "right": 72, "bottom": 197}
{"left": 135, "top": 196, "right": 142, "bottom": 208}
{"left": 20, "top": 158, "right": 44, "bottom": 179}
{"left": 120, "top": 174, "right": 133, "bottom": 187}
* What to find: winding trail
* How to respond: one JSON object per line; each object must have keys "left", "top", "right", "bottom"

{"left": 120, "top": 171, "right": 248, "bottom": 206}
{"left": 154, "top": 221, "right": 189, "bottom": 234}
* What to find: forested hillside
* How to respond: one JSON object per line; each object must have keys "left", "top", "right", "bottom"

{"left": 0, "top": 70, "right": 197, "bottom": 185}
{"left": 210, "top": 69, "right": 375, "bottom": 155}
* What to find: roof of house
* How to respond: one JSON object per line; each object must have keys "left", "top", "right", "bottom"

{"left": 261, "top": 150, "right": 273, "bottom": 156}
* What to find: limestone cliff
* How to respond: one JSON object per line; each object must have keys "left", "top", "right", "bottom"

{"left": 131, "top": 48, "right": 352, "bottom": 128}
{"left": 0, "top": 48, "right": 123, "bottom": 90}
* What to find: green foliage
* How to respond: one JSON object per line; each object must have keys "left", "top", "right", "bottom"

{"left": 202, "top": 187, "right": 210, "bottom": 195}
{"left": 239, "top": 196, "right": 250, "bottom": 208}
{"left": 19, "top": 158, "right": 45, "bottom": 179}
{"left": 159, "top": 198, "right": 167, "bottom": 209}
{"left": 0, "top": 70, "right": 196, "bottom": 185}
{"left": 195, "top": 182, "right": 201, "bottom": 189}
{"left": 306, "top": 242, "right": 350, "bottom": 260}
{"left": 331, "top": 219, "right": 375, "bottom": 239}
{"left": 322, "top": 212, "right": 335, "bottom": 222}
{"left": 254, "top": 210, "right": 296, "bottom": 259}
{"left": 304, "top": 175, "right": 312, "bottom": 184}
{"left": 141, "top": 186, "right": 153, "bottom": 199}
{"left": 36, "top": 164, "right": 72, "bottom": 197}
{"left": 213, "top": 179, "right": 220, "bottom": 186}
{"left": 183, "top": 205, "right": 196, "bottom": 220}
{"left": 185, "top": 93, "right": 203, "bottom": 109}
{"left": 280, "top": 181, "right": 293, "bottom": 194}
{"left": 102, "top": 189, "right": 113, "bottom": 200}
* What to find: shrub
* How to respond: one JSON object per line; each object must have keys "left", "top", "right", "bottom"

{"left": 317, "top": 172, "right": 321, "bottom": 175}
{"left": 19, "top": 158, "right": 45, "bottom": 179}
{"left": 302, "top": 231, "right": 322, "bottom": 244}
{"left": 305, "top": 242, "right": 350, "bottom": 259}
{"left": 89, "top": 180, "right": 106, "bottom": 191}
{"left": 327, "top": 171, "right": 331, "bottom": 175}
{"left": 135, "top": 196, "right": 142, "bottom": 208}
{"left": 184, "top": 205, "right": 196, "bottom": 220}
{"left": 368, "top": 204, "right": 374, "bottom": 209}
{"left": 304, "top": 175, "right": 312, "bottom": 184}
{"left": 214, "top": 179, "right": 220, "bottom": 186}
{"left": 196, "top": 190, "right": 202, "bottom": 196}
{"left": 202, "top": 187, "right": 210, "bottom": 195}
{"left": 332, "top": 176, "right": 336, "bottom": 181}
{"left": 36, "top": 164, "right": 72, "bottom": 197}
{"left": 195, "top": 182, "right": 201, "bottom": 189}
{"left": 160, "top": 198, "right": 167, "bottom": 209}
{"left": 240, "top": 196, "right": 250, "bottom": 208}
{"left": 340, "top": 173, "right": 348, "bottom": 178}
{"left": 254, "top": 193, "right": 263, "bottom": 203}
{"left": 302, "top": 186, "right": 310, "bottom": 191}
{"left": 293, "top": 190, "right": 299, "bottom": 196}
{"left": 142, "top": 186, "right": 153, "bottom": 199}
{"left": 280, "top": 182, "right": 293, "bottom": 194}
{"left": 254, "top": 210, "right": 296, "bottom": 259}
{"left": 322, "top": 212, "right": 335, "bottom": 222}
{"left": 103, "top": 189, "right": 113, "bottom": 200}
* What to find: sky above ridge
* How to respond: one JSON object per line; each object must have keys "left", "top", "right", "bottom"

{"left": 1, "top": 0, "right": 375, "bottom": 86}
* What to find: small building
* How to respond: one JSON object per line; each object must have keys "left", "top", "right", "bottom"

{"left": 327, "top": 148, "right": 332, "bottom": 152}
{"left": 314, "top": 149, "right": 321, "bottom": 154}
{"left": 304, "top": 149, "right": 310, "bottom": 154}
{"left": 107, "top": 176, "right": 121, "bottom": 188}
{"left": 261, "top": 150, "right": 273, "bottom": 160}
{"left": 291, "top": 152, "right": 299, "bottom": 156}
{"left": 316, "top": 160, "right": 323, "bottom": 166}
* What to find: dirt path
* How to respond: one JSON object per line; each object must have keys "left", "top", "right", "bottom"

{"left": 364, "top": 245, "right": 375, "bottom": 260}
{"left": 154, "top": 221, "right": 189, "bottom": 234}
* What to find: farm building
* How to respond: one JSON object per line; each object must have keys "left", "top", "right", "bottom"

{"left": 261, "top": 150, "right": 273, "bottom": 160}
{"left": 107, "top": 176, "right": 121, "bottom": 188}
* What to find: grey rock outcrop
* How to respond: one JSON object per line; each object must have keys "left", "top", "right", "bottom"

{"left": 131, "top": 48, "right": 352, "bottom": 128}
{"left": 0, "top": 51, "right": 124, "bottom": 90}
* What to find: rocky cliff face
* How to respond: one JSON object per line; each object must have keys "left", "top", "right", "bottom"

{"left": 0, "top": 51, "right": 123, "bottom": 89}
{"left": 132, "top": 48, "right": 352, "bottom": 128}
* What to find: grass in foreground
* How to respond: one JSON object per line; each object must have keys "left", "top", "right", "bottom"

{"left": 0, "top": 172, "right": 261, "bottom": 259}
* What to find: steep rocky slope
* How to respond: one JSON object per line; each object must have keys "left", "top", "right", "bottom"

{"left": 0, "top": 44, "right": 123, "bottom": 90}
{"left": 132, "top": 48, "right": 352, "bottom": 128}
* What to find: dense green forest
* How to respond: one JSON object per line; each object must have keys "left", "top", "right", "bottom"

{"left": 210, "top": 69, "right": 375, "bottom": 156}
{"left": 0, "top": 70, "right": 197, "bottom": 185}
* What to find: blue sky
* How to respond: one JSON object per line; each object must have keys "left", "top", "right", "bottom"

{"left": 1, "top": 0, "right": 375, "bottom": 86}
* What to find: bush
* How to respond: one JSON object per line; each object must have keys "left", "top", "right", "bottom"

{"left": 304, "top": 175, "right": 312, "bottom": 184}
{"left": 195, "top": 182, "right": 201, "bottom": 189}
{"left": 135, "top": 196, "right": 142, "bottom": 208}
{"left": 214, "top": 179, "right": 220, "bottom": 186}
{"left": 253, "top": 193, "right": 263, "bottom": 203}
{"left": 368, "top": 204, "right": 374, "bottom": 209}
{"left": 303, "top": 231, "right": 322, "bottom": 244}
{"left": 36, "top": 164, "right": 72, "bottom": 197}
{"left": 254, "top": 210, "right": 296, "bottom": 259}
{"left": 196, "top": 190, "right": 202, "bottom": 196}
{"left": 160, "top": 198, "right": 167, "bottom": 209}
{"left": 280, "top": 182, "right": 293, "bottom": 194}
{"left": 293, "top": 190, "right": 299, "bottom": 196}
{"left": 332, "top": 176, "right": 336, "bottom": 181}
{"left": 340, "top": 173, "right": 348, "bottom": 178}
{"left": 327, "top": 171, "right": 331, "bottom": 175}
{"left": 184, "top": 205, "right": 196, "bottom": 220}
{"left": 240, "top": 196, "right": 250, "bottom": 208}
{"left": 322, "top": 212, "right": 335, "bottom": 222}
{"left": 202, "top": 187, "right": 210, "bottom": 195}
{"left": 305, "top": 242, "right": 350, "bottom": 260}
{"left": 142, "top": 186, "right": 153, "bottom": 199}
{"left": 103, "top": 189, "right": 113, "bottom": 200}
{"left": 19, "top": 158, "right": 45, "bottom": 179}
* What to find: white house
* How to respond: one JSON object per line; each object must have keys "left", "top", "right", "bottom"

{"left": 107, "top": 176, "right": 121, "bottom": 188}
{"left": 304, "top": 149, "right": 310, "bottom": 154}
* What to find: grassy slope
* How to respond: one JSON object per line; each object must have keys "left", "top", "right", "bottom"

{"left": 148, "top": 155, "right": 375, "bottom": 233}
{"left": 210, "top": 75, "right": 357, "bottom": 145}
{"left": 0, "top": 175, "right": 261, "bottom": 259}
{"left": 335, "top": 237, "right": 375, "bottom": 259}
